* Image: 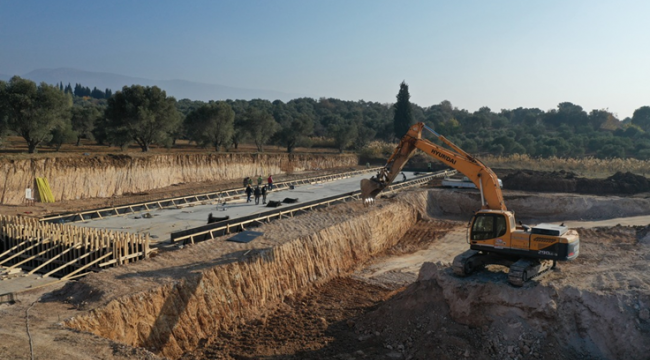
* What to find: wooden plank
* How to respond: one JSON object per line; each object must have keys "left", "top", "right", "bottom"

{"left": 98, "top": 258, "right": 117, "bottom": 267}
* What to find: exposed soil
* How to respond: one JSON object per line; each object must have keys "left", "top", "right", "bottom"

{"left": 1, "top": 171, "right": 650, "bottom": 360}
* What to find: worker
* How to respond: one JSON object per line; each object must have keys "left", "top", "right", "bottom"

{"left": 262, "top": 185, "right": 268, "bottom": 204}
{"left": 257, "top": 175, "right": 263, "bottom": 186}
{"left": 401, "top": 172, "right": 407, "bottom": 182}
{"left": 254, "top": 186, "right": 261, "bottom": 205}
{"left": 267, "top": 174, "right": 273, "bottom": 190}
{"left": 245, "top": 185, "right": 253, "bottom": 203}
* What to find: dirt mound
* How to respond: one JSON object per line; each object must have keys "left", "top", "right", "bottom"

{"left": 503, "top": 170, "right": 578, "bottom": 192}
{"left": 503, "top": 170, "right": 650, "bottom": 195}
{"left": 423, "top": 188, "right": 650, "bottom": 221}
{"left": 578, "top": 171, "right": 650, "bottom": 194}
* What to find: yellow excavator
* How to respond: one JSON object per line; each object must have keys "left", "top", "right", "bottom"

{"left": 361, "top": 122, "right": 580, "bottom": 286}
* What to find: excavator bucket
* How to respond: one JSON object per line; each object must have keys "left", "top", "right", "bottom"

{"left": 360, "top": 178, "right": 386, "bottom": 203}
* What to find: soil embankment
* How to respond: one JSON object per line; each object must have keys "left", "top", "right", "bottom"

{"left": 0, "top": 153, "right": 358, "bottom": 205}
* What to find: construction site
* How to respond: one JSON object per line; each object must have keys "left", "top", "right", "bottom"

{"left": 1, "top": 151, "right": 650, "bottom": 360}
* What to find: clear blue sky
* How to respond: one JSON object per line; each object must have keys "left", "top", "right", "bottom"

{"left": 1, "top": 0, "right": 648, "bottom": 118}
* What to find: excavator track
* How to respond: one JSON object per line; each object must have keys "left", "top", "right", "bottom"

{"left": 507, "top": 258, "right": 555, "bottom": 287}
{"left": 452, "top": 250, "right": 481, "bottom": 277}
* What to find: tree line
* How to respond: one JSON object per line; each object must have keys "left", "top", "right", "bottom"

{"left": 56, "top": 82, "right": 113, "bottom": 99}
{"left": 1, "top": 76, "right": 650, "bottom": 160}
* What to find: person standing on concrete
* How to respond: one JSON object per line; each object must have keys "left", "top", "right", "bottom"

{"left": 267, "top": 174, "right": 273, "bottom": 190}
{"left": 261, "top": 185, "right": 267, "bottom": 204}
{"left": 248, "top": 177, "right": 253, "bottom": 186}
{"left": 257, "top": 175, "right": 263, "bottom": 186}
{"left": 254, "top": 186, "right": 262, "bottom": 205}
{"left": 401, "top": 172, "right": 407, "bottom": 182}
{"left": 245, "top": 184, "right": 253, "bottom": 203}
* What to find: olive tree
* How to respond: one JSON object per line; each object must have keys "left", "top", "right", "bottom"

{"left": 105, "top": 85, "right": 181, "bottom": 152}
{"left": 71, "top": 105, "right": 101, "bottom": 146}
{"left": 0, "top": 76, "right": 72, "bottom": 153}
{"left": 243, "top": 108, "right": 279, "bottom": 152}
{"left": 184, "top": 101, "right": 235, "bottom": 152}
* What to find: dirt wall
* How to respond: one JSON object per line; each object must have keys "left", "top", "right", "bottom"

{"left": 62, "top": 198, "right": 422, "bottom": 359}
{"left": 0, "top": 153, "right": 358, "bottom": 205}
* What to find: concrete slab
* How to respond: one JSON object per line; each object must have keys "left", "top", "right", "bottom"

{"left": 75, "top": 171, "right": 425, "bottom": 244}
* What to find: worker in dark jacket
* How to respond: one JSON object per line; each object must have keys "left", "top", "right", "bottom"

{"left": 254, "top": 186, "right": 262, "bottom": 205}
{"left": 245, "top": 185, "right": 253, "bottom": 203}
{"left": 261, "top": 185, "right": 268, "bottom": 204}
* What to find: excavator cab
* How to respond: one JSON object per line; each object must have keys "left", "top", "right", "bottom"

{"left": 470, "top": 213, "right": 508, "bottom": 241}
{"left": 468, "top": 210, "right": 516, "bottom": 246}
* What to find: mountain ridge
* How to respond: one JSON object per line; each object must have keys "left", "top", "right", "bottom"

{"left": 15, "top": 68, "right": 301, "bottom": 102}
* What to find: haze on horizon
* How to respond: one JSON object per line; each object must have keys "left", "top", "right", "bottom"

{"left": 1, "top": 0, "right": 648, "bottom": 119}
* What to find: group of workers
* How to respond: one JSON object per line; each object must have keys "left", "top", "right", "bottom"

{"left": 243, "top": 174, "right": 273, "bottom": 205}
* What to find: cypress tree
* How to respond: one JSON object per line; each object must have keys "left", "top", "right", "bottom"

{"left": 393, "top": 81, "right": 413, "bottom": 139}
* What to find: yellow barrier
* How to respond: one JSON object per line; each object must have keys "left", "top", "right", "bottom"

{"left": 35, "top": 177, "right": 55, "bottom": 203}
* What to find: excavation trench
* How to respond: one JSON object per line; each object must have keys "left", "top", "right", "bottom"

{"left": 60, "top": 193, "right": 427, "bottom": 359}
{"left": 58, "top": 189, "right": 650, "bottom": 359}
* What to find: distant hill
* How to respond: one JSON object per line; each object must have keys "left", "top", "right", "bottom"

{"left": 20, "top": 68, "right": 301, "bottom": 102}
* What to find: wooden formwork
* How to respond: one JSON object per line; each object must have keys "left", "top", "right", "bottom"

{"left": 0, "top": 215, "right": 150, "bottom": 280}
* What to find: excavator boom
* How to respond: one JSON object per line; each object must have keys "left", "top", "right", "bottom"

{"left": 361, "top": 123, "right": 506, "bottom": 210}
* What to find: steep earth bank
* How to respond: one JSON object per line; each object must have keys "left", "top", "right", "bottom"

{"left": 0, "top": 153, "right": 358, "bottom": 205}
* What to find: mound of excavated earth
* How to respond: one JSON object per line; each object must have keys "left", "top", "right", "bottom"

{"left": 503, "top": 170, "right": 650, "bottom": 195}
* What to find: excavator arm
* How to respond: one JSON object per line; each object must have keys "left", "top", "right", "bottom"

{"left": 361, "top": 122, "right": 506, "bottom": 211}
